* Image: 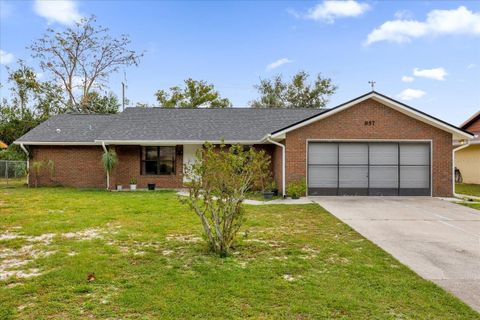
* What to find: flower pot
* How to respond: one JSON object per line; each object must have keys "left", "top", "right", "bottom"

{"left": 262, "top": 191, "right": 274, "bottom": 200}
{"left": 147, "top": 183, "right": 156, "bottom": 191}
{"left": 130, "top": 184, "right": 137, "bottom": 191}
{"left": 116, "top": 185, "right": 123, "bottom": 191}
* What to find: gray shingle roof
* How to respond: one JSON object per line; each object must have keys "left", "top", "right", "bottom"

{"left": 15, "top": 114, "right": 116, "bottom": 143}
{"left": 15, "top": 108, "right": 327, "bottom": 143}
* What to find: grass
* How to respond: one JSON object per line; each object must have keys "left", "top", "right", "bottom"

{"left": 455, "top": 183, "right": 480, "bottom": 211}
{"left": 0, "top": 187, "right": 478, "bottom": 319}
{"left": 0, "top": 177, "right": 27, "bottom": 189}
{"left": 456, "top": 183, "right": 480, "bottom": 197}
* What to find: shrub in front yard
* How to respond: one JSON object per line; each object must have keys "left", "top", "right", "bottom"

{"left": 183, "top": 143, "right": 271, "bottom": 257}
{"left": 287, "top": 178, "right": 306, "bottom": 198}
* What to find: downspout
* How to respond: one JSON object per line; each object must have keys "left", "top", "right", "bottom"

{"left": 266, "top": 134, "right": 286, "bottom": 197}
{"left": 101, "top": 141, "right": 109, "bottom": 190}
{"left": 19, "top": 143, "right": 29, "bottom": 187}
{"left": 452, "top": 140, "right": 470, "bottom": 197}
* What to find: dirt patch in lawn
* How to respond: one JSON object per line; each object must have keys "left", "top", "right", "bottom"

{"left": 62, "top": 228, "right": 104, "bottom": 241}
{"left": 0, "top": 226, "right": 118, "bottom": 282}
{"left": 166, "top": 234, "right": 202, "bottom": 243}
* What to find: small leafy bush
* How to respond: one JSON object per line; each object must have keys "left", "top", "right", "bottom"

{"left": 287, "top": 179, "right": 306, "bottom": 198}
{"left": 183, "top": 142, "right": 271, "bottom": 257}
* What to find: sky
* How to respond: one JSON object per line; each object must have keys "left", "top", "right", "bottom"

{"left": 0, "top": 0, "right": 479, "bottom": 126}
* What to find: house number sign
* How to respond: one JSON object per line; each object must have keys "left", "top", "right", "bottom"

{"left": 364, "top": 120, "right": 375, "bottom": 126}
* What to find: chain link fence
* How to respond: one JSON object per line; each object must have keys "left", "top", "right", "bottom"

{"left": 0, "top": 160, "right": 28, "bottom": 186}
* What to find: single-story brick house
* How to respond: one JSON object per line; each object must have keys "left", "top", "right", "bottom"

{"left": 14, "top": 91, "right": 474, "bottom": 197}
{"left": 454, "top": 111, "right": 480, "bottom": 184}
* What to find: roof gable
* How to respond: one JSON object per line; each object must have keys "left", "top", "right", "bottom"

{"left": 460, "top": 110, "right": 480, "bottom": 131}
{"left": 271, "top": 91, "right": 474, "bottom": 140}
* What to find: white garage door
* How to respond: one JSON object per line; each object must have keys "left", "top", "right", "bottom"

{"left": 308, "top": 142, "right": 430, "bottom": 196}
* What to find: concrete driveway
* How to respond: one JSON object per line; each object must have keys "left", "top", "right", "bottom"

{"left": 310, "top": 196, "right": 480, "bottom": 312}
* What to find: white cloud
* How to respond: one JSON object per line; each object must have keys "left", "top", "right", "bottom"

{"left": 413, "top": 67, "right": 447, "bottom": 81}
{"left": 365, "top": 6, "right": 480, "bottom": 45}
{"left": 302, "top": 0, "right": 370, "bottom": 23}
{"left": 394, "top": 10, "right": 413, "bottom": 20}
{"left": 266, "top": 58, "right": 293, "bottom": 71}
{"left": 34, "top": 0, "right": 82, "bottom": 25}
{"left": 401, "top": 76, "right": 414, "bottom": 83}
{"left": 397, "top": 88, "right": 426, "bottom": 101}
{"left": 0, "top": 50, "right": 14, "bottom": 65}
{"left": 467, "top": 63, "right": 477, "bottom": 69}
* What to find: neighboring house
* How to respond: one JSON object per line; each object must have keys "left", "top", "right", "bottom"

{"left": 0, "top": 141, "right": 8, "bottom": 149}
{"left": 14, "top": 91, "right": 474, "bottom": 197}
{"left": 455, "top": 111, "right": 480, "bottom": 184}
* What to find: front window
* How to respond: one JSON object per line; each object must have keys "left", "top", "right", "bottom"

{"left": 141, "top": 146, "right": 176, "bottom": 175}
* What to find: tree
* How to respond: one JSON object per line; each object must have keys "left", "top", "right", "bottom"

{"left": 250, "top": 71, "right": 337, "bottom": 109}
{"left": 155, "top": 78, "right": 231, "bottom": 108}
{"left": 101, "top": 150, "right": 118, "bottom": 190}
{"left": 183, "top": 143, "right": 271, "bottom": 257}
{"left": 80, "top": 91, "right": 120, "bottom": 114}
{"left": 0, "top": 63, "right": 65, "bottom": 147}
{"left": 29, "top": 15, "right": 142, "bottom": 112}
{"left": 7, "top": 61, "right": 41, "bottom": 116}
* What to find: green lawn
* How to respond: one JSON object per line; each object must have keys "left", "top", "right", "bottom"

{"left": 0, "top": 177, "right": 27, "bottom": 189}
{"left": 0, "top": 187, "right": 478, "bottom": 319}
{"left": 456, "top": 183, "right": 480, "bottom": 197}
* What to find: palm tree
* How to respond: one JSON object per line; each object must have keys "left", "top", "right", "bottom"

{"left": 101, "top": 150, "right": 118, "bottom": 189}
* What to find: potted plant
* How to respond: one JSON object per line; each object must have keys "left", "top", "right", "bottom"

{"left": 147, "top": 183, "right": 156, "bottom": 191}
{"left": 129, "top": 177, "right": 137, "bottom": 191}
{"left": 286, "top": 179, "right": 306, "bottom": 199}
{"left": 262, "top": 180, "right": 276, "bottom": 200}
{"left": 116, "top": 184, "right": 123, "bottom": 191}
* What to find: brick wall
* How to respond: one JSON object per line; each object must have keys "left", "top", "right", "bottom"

{"left": 284, "top": 98, "right": 453, "bottom": 197}
{"left": 111, "top": 145, "right": 184, "bottom": 189}
{"left": 465, "top": 117, "right": 480, "bottom": 132}
{"left": 28, "top": 144, "right": 277, "bottom": 190}
{"left": 29, "top": 146, "right": 105, "bottom": 188}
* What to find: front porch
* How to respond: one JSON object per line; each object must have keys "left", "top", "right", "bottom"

{"left": 107, "top": 144, "right": 281, "bottom": 191}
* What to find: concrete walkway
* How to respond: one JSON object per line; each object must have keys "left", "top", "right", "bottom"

{"left": 310, "top": 196, "right": 480, "bottom": 312}
{"left": 176, "top": 191, "right": 313, "bottom": 205}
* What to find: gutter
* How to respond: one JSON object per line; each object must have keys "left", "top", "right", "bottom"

{"left": 101, "top": 141, "right": 109, "bottom": 190}
{"left": 452, "top": 141, "right": 470, "bottom": 197}
{"left": 101, "top": 141, "right": 108, "bottom": 153}
{"left": 19, "top": 143, "right": 30, "bottom": 187}
{"left": 265, "top": 134, "right": 286, "bottom": 197}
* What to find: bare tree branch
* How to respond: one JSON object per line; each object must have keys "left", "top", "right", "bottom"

{"left": 29, "top": 16, "right": 143, "bottom": 113}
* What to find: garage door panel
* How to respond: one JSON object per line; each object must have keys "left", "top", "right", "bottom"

{"left": 370, "top": 166, "right": 398, "bottom": 188}
{"left": 400, "top": 143, "right": 430, "bottom": 165}
{"left": 339, "top": 166, "right": 368, "bottom": 187}
{"left": 339, "top": 143, "right": 368, "bottom": 165}
{"left": 309, "top": 143, "right": 337, "bottom": 165}
{"left": 338, "top": 166, "right": 368, "bottom": 195}
{"left": 400, "top": 165, "right": 430, "bottom": 189}
{"left": 370, "top": 143, "right": 398, "bottom": 165}
{"left": 308, "top": 166, "right": 337, "bottom": 188}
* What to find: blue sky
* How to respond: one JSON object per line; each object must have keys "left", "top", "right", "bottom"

{"left": 0, "top": 0, "right": 479, "bottom": 125}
